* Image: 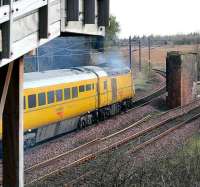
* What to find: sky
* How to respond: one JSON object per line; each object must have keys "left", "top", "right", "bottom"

{"left": 110, "top": 0, "right": 200, "bottom": 38}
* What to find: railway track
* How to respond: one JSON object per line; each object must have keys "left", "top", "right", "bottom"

{"left": 152, "top": 68, "right": 166, "bottom": 77}
{"left": 25, "top": 116, "right": 151, "bottom": 185}
{"left": 26, "top": 101, "right": 200, "bottom": 186}
{"left": 131, "top": 69, "right": 166, "bottom": 108}
{"left": 64, "top": 106, "right": 200, "bottom": 187}
{"left": 24, "top": 69, "right": 167, "bottom": 186}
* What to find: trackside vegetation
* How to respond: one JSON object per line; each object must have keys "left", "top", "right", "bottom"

{"left": 75, "top": 134, "right": 200, "bottom": 187}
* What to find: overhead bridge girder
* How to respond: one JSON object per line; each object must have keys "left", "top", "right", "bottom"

{"left": 0, "top": 0, "right": 109, "bottom": 67}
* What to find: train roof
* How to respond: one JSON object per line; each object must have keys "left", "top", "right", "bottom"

{"left": 78, "top": 66, "right": 130, "bottom": 77}
{"left": 75, "top": 66, "right": 108, "bottom": 77}
{"left": 24, "top": 66, "right": 130, "bottom": 89}
{"left": 24, "top": 68, "right": 97, "bottom": 89}
{"left": 103, "top": 66, "right": 131, "bottom": 76}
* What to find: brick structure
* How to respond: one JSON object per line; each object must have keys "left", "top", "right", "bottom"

{"left": 197, "top": 53, "right": 200, "bottom": 81}
{"left": 166, "top": 51, "right": 198, "bottom": 109}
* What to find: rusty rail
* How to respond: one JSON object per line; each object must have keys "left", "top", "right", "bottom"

{"left": 65, "top": 111, "right": 200, "bottom": 187}
{"left": 26, "top": 104, "right": 200, "bottom": 186}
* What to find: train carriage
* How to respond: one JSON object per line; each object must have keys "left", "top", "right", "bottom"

{"left": 0, "top": 66, "right": 135, "bottom": 148}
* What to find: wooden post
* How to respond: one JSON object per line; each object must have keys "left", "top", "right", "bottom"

{"left": 1, "top": 57, "right": 24, "bottom": 187}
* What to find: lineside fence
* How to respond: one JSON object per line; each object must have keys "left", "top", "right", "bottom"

{"left": 24, "top": 36, "right": 200, "bottom": 76}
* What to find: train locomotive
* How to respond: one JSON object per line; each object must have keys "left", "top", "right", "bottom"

{"left": 0, "top": 66, "right": 135, "bottom": 148}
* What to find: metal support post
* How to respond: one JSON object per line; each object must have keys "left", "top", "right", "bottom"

{"left": 148, "top": 38, "right": 151, "bottom": 72}
{"left": 139, "top": 39, "right": 141, "bottom": 72}
{"left": 39, "top": 0, "right": 49, "bottom": 39}
{"left": 36, "top": 48, "right": 40, "bottom": 72}
{"left": 1, "top": 57, "right": 24, "bottom": 187}
{"left": 129, "top": 36, "right": 132, "bottom": 70}
{"left": 1, "top": 0, "right": 13, "bottom": 58}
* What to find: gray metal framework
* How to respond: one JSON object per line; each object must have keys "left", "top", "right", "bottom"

{"left": 0, "top": 0, "right": 109, "bottom": 67}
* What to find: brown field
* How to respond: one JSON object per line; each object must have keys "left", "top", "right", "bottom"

{"left": 122, "top": 44, "right": 198, "bottom": 70}
{"left": 120, "top": 44, "right": 199, "bottom": 93}
{"left": 135, "top": 44, "right": 198, "bottom": 69}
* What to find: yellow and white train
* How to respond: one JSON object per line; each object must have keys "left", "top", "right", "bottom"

{"left": 2, "top": 66, "right": 135, "bottom": 148}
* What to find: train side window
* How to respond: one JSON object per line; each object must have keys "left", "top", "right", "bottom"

{"left": 38, "top": 93, "right": 46, "bottom": 106}
{"left": 28, "top": 94, "right": 36, "bottom": 108}
{"left": 56, "top": 90, "right": 63, "bottom": 102}
{"left": 79, "top": 85, "right": 85, "bottom": 92}
{"left": 104, "top": 81, "right": 107, "bottom": 90}
{"left": 72, "top": 87, "right": 78, "bottom": 98}
{"left": 64, "top": 88, "right": 71, "bottom": 100}
{"left": 47, "top": 91, "right": 55, "bottom": 104}
{"left": 24, "top": 96, "right": 26, "bottom": 109}
{"left": 86, "top": 84, "right": 91, "bottom": 91}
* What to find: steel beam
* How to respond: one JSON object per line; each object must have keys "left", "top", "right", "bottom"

{"left": 84, "top": 0, "right": 95, "bottom": 24}
{"left": 0, "top": 0, "right": 106, "bottom": 67}
{"left": 0, "top": 5, "right": 9, "bottom": 24}
{"left": 1, "top": 57, "right": 24, "bottom": 187}
{"left": 0, "top": 0, "right": 48, "bottom": 25}
{"left": 66, "top": 0, "right": 79, "bottom": 21}
{"left": 0, "top": 62, "right": 13, "bottom": 117}
{"left": 39, "top": 0, "right": 49, "bottom": 39}
{"left": 98, "top": 0, "right": 109, "bottom": 26}
{"left": 13, "top": 0, "right": 47, "bottom": 20}
{"left": 1, "top": 0, "right": 13, "bottom": 58}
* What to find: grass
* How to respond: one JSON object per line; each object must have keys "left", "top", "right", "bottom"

{"left": 183, "top": 133, "right": 200, "bottom": 154}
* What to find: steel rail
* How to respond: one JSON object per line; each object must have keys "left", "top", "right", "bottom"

{"left": 24, "top": 115, "right": 151, "bottom": 185}
{"left": 26, "top": 105, "right": 200, "bottom": 185}
{"left": 64, "top": 111, "right": 200, "bottom": 187}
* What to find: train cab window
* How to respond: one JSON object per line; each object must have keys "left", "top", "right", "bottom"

{"left": 47, "top": 91, "right": 55, "bottom": 104}
{"left": 56, "top": 90, "right": 63, "bottom": 102}
{"left": 104, "top": 81, "right": 107, "bottom": 90}
{"left": 64, "top": 88, "right": 71, "bottom": 100}
{"left": 86, "top": 84, "right": 91, "bottom": 91}
{"left": 28, "top": 94, "right": 36, "bottom": 108}
{"left": 38, "top": 93, "right": 46, "bottom": 106}
{"left": 72, "top": 87, "right": 78, "bottom": 98}
{"left": 79, "top": 85, "right": 85, "bottom": 92}
{"left": 24, "top": 96, "right": 26, "bottom": 109}
{"left": 92, "top": 84, "right": 94, "bottom": 90}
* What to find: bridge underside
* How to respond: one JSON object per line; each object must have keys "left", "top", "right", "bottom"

{"left": 0, "top": 0, "right": 109, "bottom": 186}
{"left": 0, "top": 0, "right": 109, "bottom": 67}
